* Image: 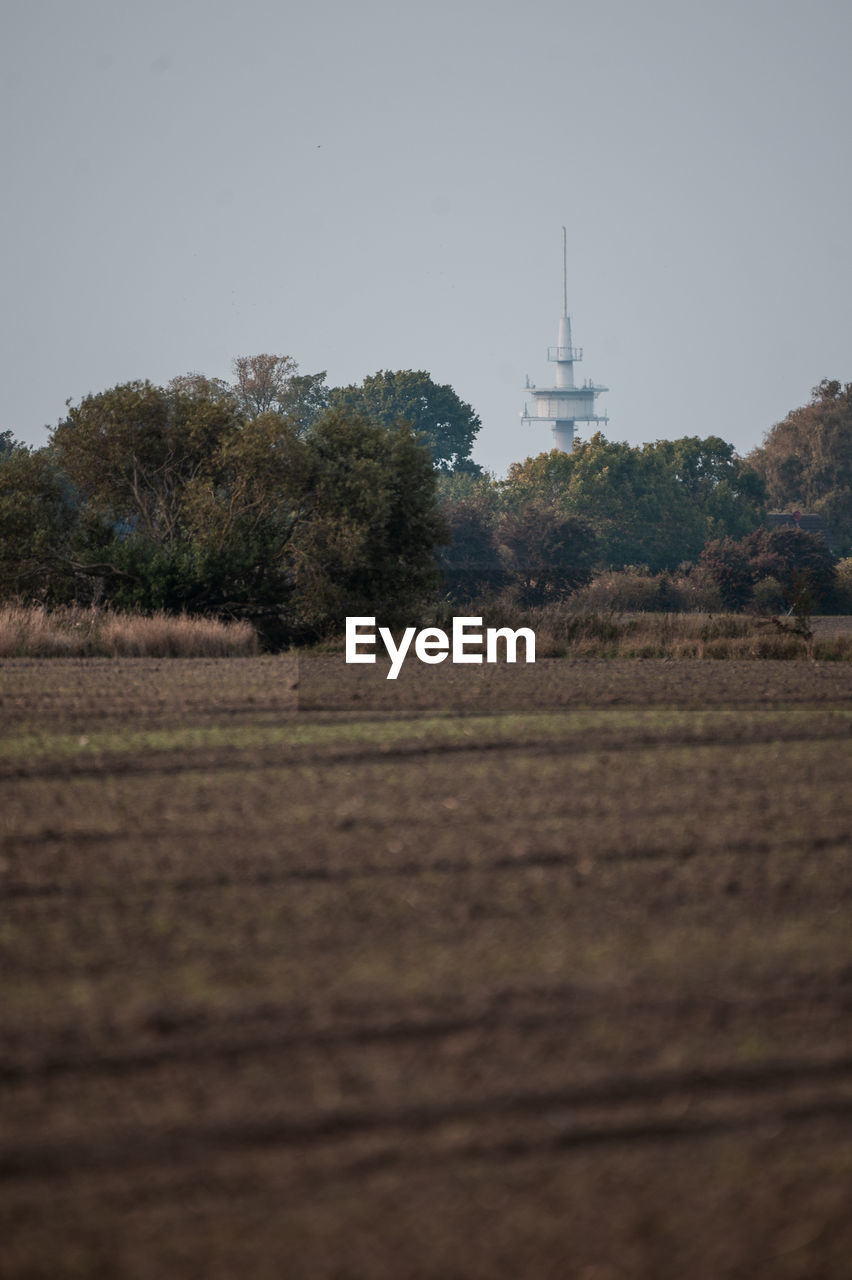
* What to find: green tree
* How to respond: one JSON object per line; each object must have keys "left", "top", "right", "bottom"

{"left": 291, "top": 406, "right": 449, "bottom": 634}
{"left": 0, "top": 444, "right": 77, "bottom": 600}
{"left": 332, "top": 369, "right": 481, "bottom": 472}
{"left": 747, "top": 380, "right": 852, "bottom": 553}
{"left": 152, "top": 412, "right": 310, "bottom": 619}
{"left": 436, "top": 472, "right": 505, "bottom": 602}
{"left": 277, "top": 370, "right": 330, "bottom": 434}
{"left": 502, "top": 435, "right": 763, "bottom": 572}
{"left": 51, "top": 379, "right": 244, "bottom": 546}
{"left": 48, "top": 380, "right": 309, "bottom": 616}
{"left": 502, "top": 438, "right": 700, "bottom": 571}
{"left": 8, "top": 378, "right": 451, "bottom": 639}
{"left": 649, "top": 436, "right": 764, "bottom": 542}
{"left": 500, "top": 449, "right": 575, "bottom": 510}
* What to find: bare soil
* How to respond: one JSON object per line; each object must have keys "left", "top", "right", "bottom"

{"left": 1, "top": 656, "right": 851, "bottom": 1278}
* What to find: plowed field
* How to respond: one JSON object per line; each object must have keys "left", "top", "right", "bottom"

{"left": 2, "top": 656, "right": 852, "bottom": 1278}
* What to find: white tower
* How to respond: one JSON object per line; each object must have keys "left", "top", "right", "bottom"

{"left": 522, "top": 228, "right": 608, "bottom": 451}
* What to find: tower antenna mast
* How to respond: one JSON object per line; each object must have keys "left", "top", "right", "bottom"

{"left": 521, "top": 229, "right": 608, "bottom": 452}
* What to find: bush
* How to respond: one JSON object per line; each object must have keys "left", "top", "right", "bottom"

{"left": 696, "top": 538, "right": 754, "bottom": 609}
{"left": 696, "top": 527, "right": 838, "bottom": 613}
{"left": 496, "top": 506, "right": 597, "bottom": 606}
{"left": 741, "top": 526, "right": 838, "bottom": 612}
{"left": 752, "top": 575, "right": 786, "bottom": 614}
{"left": 439, "top": 496, "right": 506, "bottom": 603}
{"left": 833, "top": 558, "right": 852, "bottom": 613}
{"left": 570, "top": 570, "right": 696, "bottom": 613}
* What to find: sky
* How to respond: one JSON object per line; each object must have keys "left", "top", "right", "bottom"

{"left": 3, "top": 0, "right": 852, "bottom": 477}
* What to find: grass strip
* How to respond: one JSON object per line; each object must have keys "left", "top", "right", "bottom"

{"left": 2, "top": 707, "right": 851, "bottom": 762}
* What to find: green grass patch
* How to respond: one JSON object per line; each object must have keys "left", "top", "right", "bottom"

{"left": 3, "top": 706, "right": 851, "bottom": 763}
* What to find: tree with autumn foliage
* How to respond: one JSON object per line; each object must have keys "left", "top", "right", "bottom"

{"left": 230, "top": 354, "right": 330, "bottom": 431}
{"left": 747, "top": 379, "right": 852, "bottom": 554}
{"left": 696, "top": 526, "right": 838, "bottom": 612}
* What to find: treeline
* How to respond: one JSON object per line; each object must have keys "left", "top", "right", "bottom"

{"left": 442, "top": 429, "right": 847, "bottom": 615}
{"left": 443, "top": 434, "right": 762, "bottom": 602}
{"left": 1, "top": 360, "right": 850, "bottom": 644}
{"left": 0, "top": 362, "right": 461, "bottom": 645}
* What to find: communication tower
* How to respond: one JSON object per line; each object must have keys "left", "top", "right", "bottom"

{"left": 522, "top": 228, "right": 608, "bottom": 451}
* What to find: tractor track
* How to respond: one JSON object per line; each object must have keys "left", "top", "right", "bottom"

{"left": 2, "top": 985, "right": 850, "bottom": 1082}
{"left": 3, "top": 1051, "right": 852, "bottom": 1184}
{"left": 2, "top": 830, "right": 849, "bottom": 903}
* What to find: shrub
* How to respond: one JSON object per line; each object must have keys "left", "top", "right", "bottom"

{"left": 696, "top": 538, "right": 754, "bottom": 609}
{"left": 496, "top": 506, "right": 597, "bottom": 606}
{"left": 833, "top": 558, "right": 852, "bottom": 613}
{"left": 695, "top": 526, "right": 839, "bottom": 613}
{"left": 439, "top": 497, "right": 506, "bottom": 602}
{"left": 700, "top": 616, "right": 752, "bottom": 642}
{"left": 752, "top": 575, "right": 786, "bottom": 614}
{"left": 570, "top": 570, "right": 689, "bottom": 613}
{"left": 741, "top": 526, "right": 838, "bottom": 612}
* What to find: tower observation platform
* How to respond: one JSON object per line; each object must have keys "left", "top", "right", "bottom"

{"left": 522, "top": 228, "right": 608, "bottom": 452}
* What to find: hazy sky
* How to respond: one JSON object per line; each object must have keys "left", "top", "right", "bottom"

{"left": 3, "top": 0, "right": 851, "bottom": 476}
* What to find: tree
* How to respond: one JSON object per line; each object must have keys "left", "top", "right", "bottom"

{"left": 502, "top": 438, "right": 701, "bottom": 571}
{"left": 290, "top": 406, "right": 449, "bottom": 634}
{"left": 501, "top": 435, "right": 763, "bottom": 572}
{"left": 166, "top": 412, "right": 311, "bottom": 620}
{"left": 0, "top": 444, "right": 77, "bottom": 601}
{"left": 497, "top": 506, "right": 597, "bottom": 605}
{"left": 47, "top": 380, "right": 254, "bottom": 610}
{"left": 747, "top": 380, "right": 852, "bottom": 553}
{"left": 50, "top": 379, "right": 325, "bottom": 619}
{"left": 232, "top": 354, "right": 298, "bottom": 417}
{"left": 500, "top": 449, "right": 575, "bottom": 510}
{"left": 277, "top": 370, "right": 330, "bottom": 434}
{"left": 436, "top": 473, "right": 505, "bottom": 602}
{"left": 0, "top": 376, "right": 451, "bottom": 638}
{"left": 695, "top": 537, "right": 754, "bottom": 610}
{"left": 649, "top": 436, "right": 764, "bottom": 542}
{"left": 51, "top": 380, "right": 244, "bottom": 547}
{"left": 332, "top": 369, "right": 481, "bottom": 472}
{"left": 740, "top": 526, "right": 837, "bottom": 612}
{"left": 167, "top": 373, "right": 235, "bottom": 404}
{"left": 696, "top": 526, "right": 837, "bottom": 612}
{"left": 229, "top": 354, "right": 330, "bottom": 432}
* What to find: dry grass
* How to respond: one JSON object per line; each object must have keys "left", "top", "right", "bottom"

{"left": 5, "top": 602, "right": 850, "bottom": 663}
{"left": 475, "top": 606, "right": 852, "bottom": 661}
{"left": 0, "top": 603, "right": 259, "bottom": 658}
